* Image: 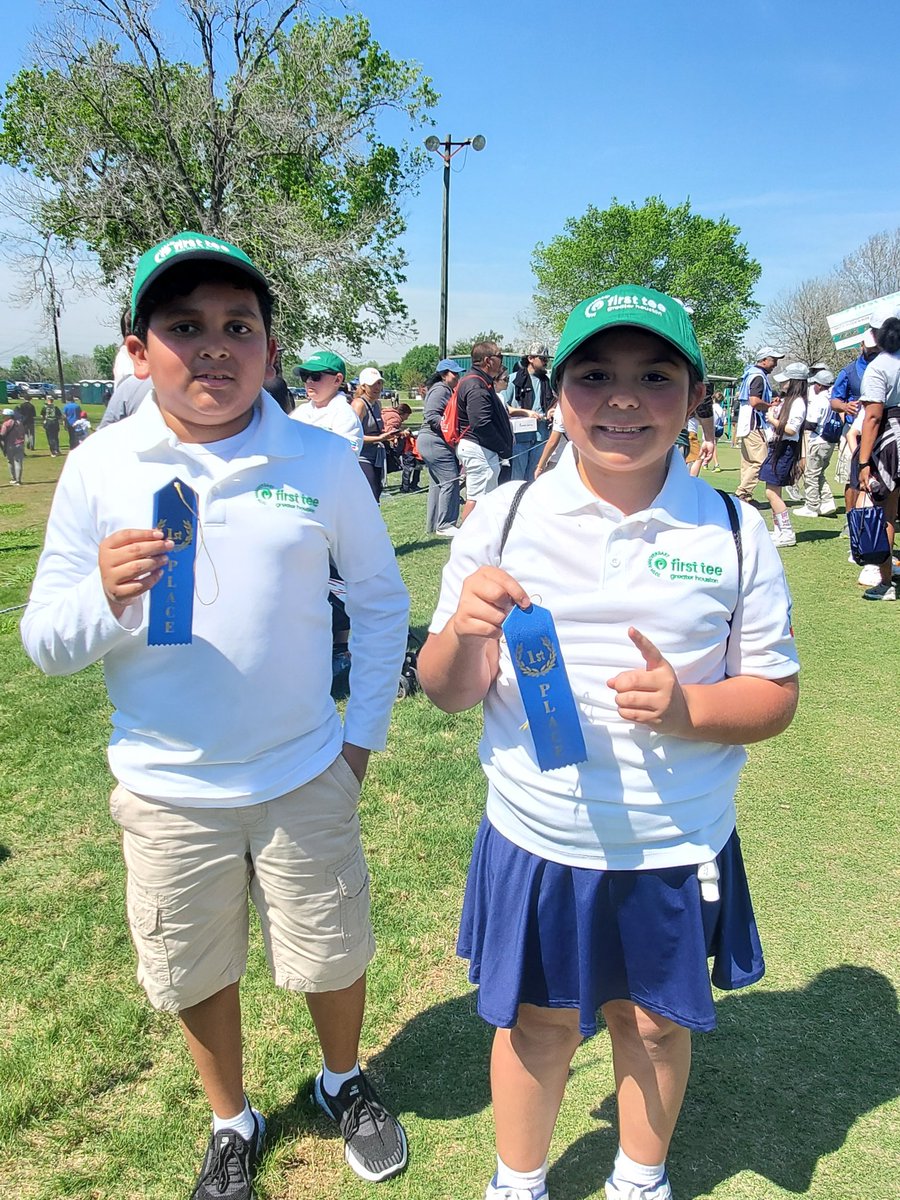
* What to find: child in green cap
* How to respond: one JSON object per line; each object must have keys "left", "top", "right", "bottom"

{"left": 418, "top": 286, "right": 800, "bottom": 1200}
{"left": 22, "top": 232, "right": 410, "bottom": 1199}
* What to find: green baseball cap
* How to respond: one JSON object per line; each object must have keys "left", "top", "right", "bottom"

{"left": 294, "top": 351, "right": 346, "bottom": 377}
{"left": 550, "top": 286, "right": 706, "bottom": 389}
{"left": 131, "top": 231, "right": 271, "bottom": 323}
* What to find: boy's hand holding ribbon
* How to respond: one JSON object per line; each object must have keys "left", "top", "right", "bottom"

{"left": 99, "top": 527, "right": 173, "bottom": 619}
{"left": 607, "top": 626, "right": 692, "bottom": 736}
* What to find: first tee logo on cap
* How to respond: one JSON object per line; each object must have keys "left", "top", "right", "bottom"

{"left": 131, "top": 229, "right": 270, "bottom": 322}
{"left": 584, "top": 293, "right": 668, "bottom": 320}
{"left": 153, "top": 236, "right": 235, "bottom": 265}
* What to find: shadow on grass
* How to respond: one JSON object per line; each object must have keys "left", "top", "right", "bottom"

{"left": 795, "top": 528, "right": 843, "bottom": 543}
{"left": 262, "top": 992, "right": 493, "bottom": 1152}
{"left": 0, "top": 844, "right": 9, "bottom": 864}
{"left": 394, "top": 538, "right": 443, "bottom": 558}
{"left": 262, "top": 967, "right": 898, "bottom": 1196}
{"left": 548, "top": 965, "right": 900, "bottom": 1200}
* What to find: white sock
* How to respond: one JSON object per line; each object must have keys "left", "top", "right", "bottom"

{"left": 212, "top": 1096, "right": 257, "bottom": 1141}
{"left": 610, "top": 1146, "right": 666, "bottom": 1189}
{"left": 321, "top": 1060, "right": 361, "bottom": 1096}
{"left": 495, "top": 1154, "right": 547, "bottom": 1192}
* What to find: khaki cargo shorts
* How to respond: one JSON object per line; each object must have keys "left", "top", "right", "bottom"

{"left": 109, "top": 755, "right": 374, "bottom": 1012}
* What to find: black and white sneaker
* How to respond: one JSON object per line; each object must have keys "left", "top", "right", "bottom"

{"left": 314, "top": 1069, "right": 408, "bottom": 1182}
{"left": 191, "top": 1111, "right": 266, "bottom": 1199}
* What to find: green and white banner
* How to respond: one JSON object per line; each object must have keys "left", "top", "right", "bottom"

{"left": 827, "top": 291, "right": 900, "bottom": 350}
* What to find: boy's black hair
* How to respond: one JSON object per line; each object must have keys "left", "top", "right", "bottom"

{"left": 132, "top": 260, "right": 274, "bottom": 342}
{"left": 876, "top": 317, "right": 900, "bottom": 356}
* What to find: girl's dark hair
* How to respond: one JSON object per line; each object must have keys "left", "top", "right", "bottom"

{"left": 133, "top": 261, "right": 274, "bottom": 341}
{"left": 771, "top": 378, "right": 806, "bottom": 445}
{"left": 876, "top": 317, "right": 900, "bottom": 355}
{"left": 425, "top": 371, "right": 444, "bottom": 388}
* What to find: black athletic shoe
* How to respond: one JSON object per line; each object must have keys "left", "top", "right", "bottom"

{"left": 191, "top": 1111, "right": 265, "bottom": 1199}
{"left": 314, "top": 1070, "right": 408, "bottom": 1182}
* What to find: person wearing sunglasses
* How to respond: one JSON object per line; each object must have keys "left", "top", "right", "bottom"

{"left": 456, "top": 342, "right": 514, "bottom": 521}
{"left": 291, "top": 351, "right": 364, "bottom": 453}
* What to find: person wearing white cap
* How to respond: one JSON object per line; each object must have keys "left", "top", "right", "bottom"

{"left": 734, "top": 346, "right": 784, "bottom": 503}
{"left": 504, "top": 342, "right": 555, "bottom": 482}
{"left": 760, "top": 364, "right": 808, "bottom": 546}
{"left": 794, "top": 370, "right": 839, "bottom": 517}
{"left": 352, "top": 367, "right": 392, "bottom": 501}
{"left": 857, "top": 305, "right": 900, "bottom": 600}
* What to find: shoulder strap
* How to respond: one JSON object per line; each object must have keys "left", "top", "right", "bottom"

{"left": 498, "top": 480, "right": 534, "bottom": 559}
{"left": 716, "top": 489, "right": 743, "bottom": 627}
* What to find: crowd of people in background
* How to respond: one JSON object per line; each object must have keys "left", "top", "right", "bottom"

{"left": 8, "top": 302, "right": 900, "bottom": 605}
{"left": 732, "top": 301, "right": 900, "bottom": 598}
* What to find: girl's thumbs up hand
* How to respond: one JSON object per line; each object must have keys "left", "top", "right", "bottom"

{"left": 607, "top": 627, "right": 692, "bottom": 736}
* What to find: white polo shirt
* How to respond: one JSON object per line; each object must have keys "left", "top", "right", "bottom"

{"left": 805, "top": 388, "right": 833, "bottom": 446}
{"left": 22, "top": 392, "right": 409, "bottom": 806}
{"left": 430, "top": 445, "right": 798, "bottom": 870}
{"left": 290, "top": 393, "right": 364, "bottom": 454}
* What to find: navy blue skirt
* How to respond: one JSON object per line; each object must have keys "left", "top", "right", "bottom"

{"left": 457, "top": 817, "right": 764, "bottom": 1037}
{"left": 759, "top": 438, "right": 800, "bottom": 487}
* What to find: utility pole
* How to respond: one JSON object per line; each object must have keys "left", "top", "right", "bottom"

{"left": 424, "top": 134, "right": 486, "bottom": 358}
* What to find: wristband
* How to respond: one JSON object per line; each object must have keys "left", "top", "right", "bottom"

{"left": 858, "top": 460, "right": 872, "bottom": 469}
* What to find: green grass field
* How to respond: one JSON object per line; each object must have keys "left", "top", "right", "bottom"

{"left": 1, "top": 427, "right": 898, "bottom": 1200}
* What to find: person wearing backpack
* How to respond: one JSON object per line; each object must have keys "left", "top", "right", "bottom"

{"left": 418, "top": 359, "right": 463, "bottom": 536}
{"left": 456, "top": 341, "right": 514, "bottom": 522}
{"left": 1, "top": 407, "right": 26, "bottom": 485}
{"left": 794, "top": 370, "right": 838, "bottom": 517}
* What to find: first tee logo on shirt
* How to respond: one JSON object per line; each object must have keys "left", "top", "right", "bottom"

{"left": 255, "top": 483, "right": 320, "bottom": 514}
{"left": 648, "top": 550, "right": 724, "bottom": 584}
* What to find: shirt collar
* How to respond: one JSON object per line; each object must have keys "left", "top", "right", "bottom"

{"left": 130, "top": 388, "right": 300, "bottom": 460}
{"left": 540, "top": 441, "right": 700, "bottom": 528}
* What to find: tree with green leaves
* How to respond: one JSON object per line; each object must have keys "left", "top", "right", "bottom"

{"left": 398, "top": 343, "right": 440, "bottom": 389}
{"left": 532, "top": 197, "right": 761, "bottom": 373}
{"left": 380, "top": 362, "right": 402, "bottom": 391}
{"left": 93, "top": 344, "right": 118, "bottom": 377}
{"left": 0, "top": 0, "right": 437, "bottom": 352}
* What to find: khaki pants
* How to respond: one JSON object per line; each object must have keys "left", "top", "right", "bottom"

{"left": 804, "top": 440, "right": 836, "bottom": 512}
{"left": 736, "top": 429, "right": 767, "bottom": 501}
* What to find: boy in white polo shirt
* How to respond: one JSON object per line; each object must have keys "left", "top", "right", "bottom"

{"left": 418, "top": 286, "right": 799, "bottom": 1200}
{"left": 290, "top": 350, "right": 364, "bottom": 452}
{"left": 22, "top": 232, "right": 410, "bottom": 1199}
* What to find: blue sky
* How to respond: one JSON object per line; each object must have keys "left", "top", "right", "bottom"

{"left": 1, "top": 0, "right": 898, "bottom": 365}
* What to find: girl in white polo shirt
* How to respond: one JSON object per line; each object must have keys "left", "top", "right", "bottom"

{"left": 418, "top": 287, "right": 799, "bottom": 1200}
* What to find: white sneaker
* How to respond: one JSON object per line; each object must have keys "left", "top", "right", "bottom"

{"left": 792, "top": 506, "right": 819, "bottom": 518}
{"left": 486, "top": 1177, "right": 549, "bottom": 1200}
{"left": 772, "top": 528, "right": 796, "bottom": 547}
{"left": 605, "top": 1173, "right": 673, "bottom": 1200}
{"left": 858, "top": 564, "right": 883, "bottom": 587}
{"left": 785, "top": 486, "right": 803, "bottom": 502}
{"left": 819, "top": 501, "right": 837, "bottom": 515}
{"left": 434, "top": 526, "right": 458, "bottom": 538}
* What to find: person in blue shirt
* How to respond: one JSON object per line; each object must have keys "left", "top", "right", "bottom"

{"left": 62, "top": 397, "right": 82, "bottom": 450}
{"left": 832, "top": 332, "right": 879, "bottom": 517}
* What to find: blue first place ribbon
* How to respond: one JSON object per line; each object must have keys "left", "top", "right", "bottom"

{"left": 502, "top": 602, "right": 587, "bottom": 772}
{"left": 148, "top": 479, "right": 198, "bottom": 646}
